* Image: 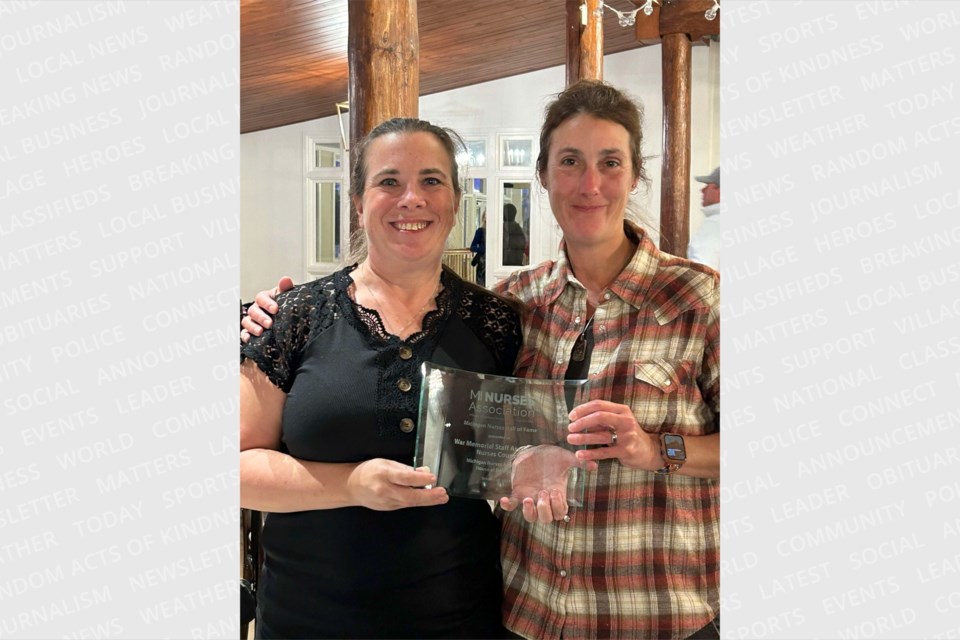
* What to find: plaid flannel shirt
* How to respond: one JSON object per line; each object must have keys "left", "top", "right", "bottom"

{"left": 494, "top": 221, "right": 720, "bottom": 640}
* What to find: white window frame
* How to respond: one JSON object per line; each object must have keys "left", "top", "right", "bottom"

{"left": 303, "top": 134, "right": 350, "bottom": 277}
{"left": 451, "top": 135, "right": 491, "bottom": 251}
{"left": 489, "top": 131, "right": 541, "bottom": 285}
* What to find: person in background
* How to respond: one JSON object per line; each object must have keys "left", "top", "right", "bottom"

{"left": 469, "top": 210, "right": 486, "bottom": 285}
{"left": 502, "top": 203, "right": 527, "bottom": 266}
{"left": 242, "top": 81, "right": 720, "bottom": 640}
{"left": 240, "top": 117, "right": 521, "bottom": 639}
{"left": 687, "top": 166, "right": 720, "bottom": 270}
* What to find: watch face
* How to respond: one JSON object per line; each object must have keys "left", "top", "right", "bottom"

{"left": 663, "top": 434, "right": 686, "bottom": 461}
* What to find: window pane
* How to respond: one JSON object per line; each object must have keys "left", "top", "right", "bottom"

{"left": 315, "top": 181, "right": 342, "bottom": 263}
{"left": 502, "top": 182, "right": 530, "bottom": 266}
{"left": 334, "top": 183, "right": 342, "bottom": 260}
{"left": 467, "top": 140, "right": 486, "bottom": 167}
{"left": 451, "top": 179, "right": 486, "bottom": 250}
{"left": 501, "top": 139, "right": 532, "bottom": 168}
{"left": 314, "top": 143, "right": 342, "bottom": 169}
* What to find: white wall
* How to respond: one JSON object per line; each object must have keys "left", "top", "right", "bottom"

{"left": 240, "top": 44, "right": 720, "bottom": 299}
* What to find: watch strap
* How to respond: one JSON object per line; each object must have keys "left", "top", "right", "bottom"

{"left": 655, "top": 461, "right": 683, "bottom": 475}
{"left": 655, "top": 433, "right": 685, "bottom": 475}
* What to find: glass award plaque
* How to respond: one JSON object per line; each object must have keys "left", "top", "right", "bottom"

{"left": 415, "top": 362, "right": 590, "bottom": 506}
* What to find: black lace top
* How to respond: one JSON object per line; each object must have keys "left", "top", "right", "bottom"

{"left": 241, "top": 264, "right": 521, "bottom": 639}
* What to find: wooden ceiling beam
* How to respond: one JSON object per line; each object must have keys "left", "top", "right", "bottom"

{"left": 659, "top": 0, "right": 720, "bottom": 42}
{"left": 632, "top": 0, "right": 719, "bottom": 44}
{"left": 633, "top": 1, "right": 662, "bottom": 45}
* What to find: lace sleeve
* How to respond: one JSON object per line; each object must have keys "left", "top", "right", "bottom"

{"left": 459, "top": 284, "right": 523, "bottom": 375}
{"left": 484, "top": 295, "right": 523, "bottom": 374}
{"left": 240, "top": 284, "right": 319, "bottom": 392}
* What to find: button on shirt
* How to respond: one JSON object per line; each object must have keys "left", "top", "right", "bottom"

{"left": 494, "top": 221, "right": 720, "bottom": 640}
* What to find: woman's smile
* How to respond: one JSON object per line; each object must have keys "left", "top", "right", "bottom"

{"left": 392, "top": 220, "right": 431, "bottom": 232}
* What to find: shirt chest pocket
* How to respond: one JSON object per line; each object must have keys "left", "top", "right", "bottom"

{"left": 631, "top": 358, "right": 700, "bottom": 430}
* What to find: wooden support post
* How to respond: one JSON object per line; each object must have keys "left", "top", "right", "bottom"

{"left": 566, "top": 0, "right": 604, "bottom": 84}
{"left": 346, "top": 0, "right": 419, "bottom": 228}
{"left": 659, "top": 32, "right": 691, "bottom": 257}
{"left": 565, "top": 0, "right": 582, "bottom": 87}
{"left": 580, "top": 0, "right": 603, "bottom": 81}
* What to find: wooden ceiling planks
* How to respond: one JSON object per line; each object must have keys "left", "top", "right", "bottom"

{"left": 240, "top": 0, "right": 651, "bottom": 133}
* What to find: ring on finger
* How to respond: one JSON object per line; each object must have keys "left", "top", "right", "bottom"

{"left": 610, "top": 430, "right": 618, "bottom": 446}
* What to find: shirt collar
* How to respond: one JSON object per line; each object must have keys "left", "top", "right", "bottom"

{"left": 537, "top": 220, "right": 655, "bottom": 309}
{"left": 533, "top": 220, "right": 715, "bottom": 324}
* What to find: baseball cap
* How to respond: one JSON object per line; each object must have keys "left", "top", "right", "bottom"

{"left": 695, "top": 167, "right": 719, "bottom": 187}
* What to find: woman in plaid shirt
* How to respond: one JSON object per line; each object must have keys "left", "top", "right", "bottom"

{"left": 493, "top": 80, "right": 720, "bottom": 640}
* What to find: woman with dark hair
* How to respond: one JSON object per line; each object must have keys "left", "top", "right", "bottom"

{"left": 495, "top": 80, "right": 720, "bottom": 639}
{"left": 240, "top": 117, "right": 521, "bottom": 638}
